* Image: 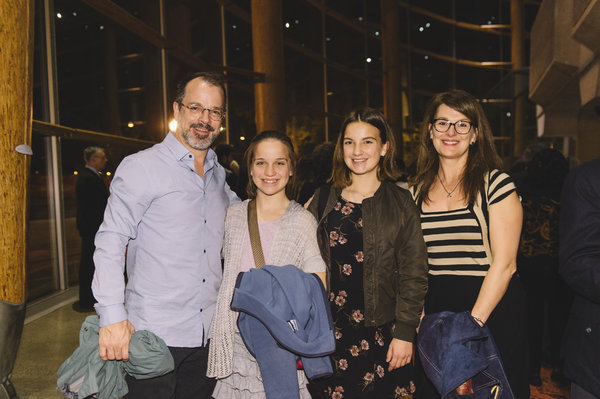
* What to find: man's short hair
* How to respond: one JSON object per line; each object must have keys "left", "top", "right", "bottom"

{"left": 83, "top": 146, "right": 104, "bottom": 163}
{"left": 174, "top": 72, "right": 227, "bottom": 110}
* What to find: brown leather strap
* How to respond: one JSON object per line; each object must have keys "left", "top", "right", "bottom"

{"left": 456, "top": 379, "right": 474, "bottom": 395}
{"left": 247, "top": 200, "right": 265, "bottom": 268}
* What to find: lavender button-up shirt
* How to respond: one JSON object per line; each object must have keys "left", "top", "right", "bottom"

{"left": 92, "top": 132, "right": 239, "bottom": 347}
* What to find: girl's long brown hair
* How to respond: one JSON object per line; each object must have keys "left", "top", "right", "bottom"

{"left": 411, "top": 90, "right": 503, "bottom": 205}
{"left": 330, "top": 108, "right": 400, "bottom": 187}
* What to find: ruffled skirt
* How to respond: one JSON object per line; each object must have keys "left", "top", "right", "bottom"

{"left": 212, "top": 332, "right": 312, "bottom": 399}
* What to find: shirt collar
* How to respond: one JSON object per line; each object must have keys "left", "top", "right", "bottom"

{"left": 85, "top": 165, "right": 100, "bottom": 176}
{"left": 163, "top": 131, "right": 217, "bottom": 168}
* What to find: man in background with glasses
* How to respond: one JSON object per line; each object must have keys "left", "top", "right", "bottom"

{"left": 92, "top": 72, "right": 239, "bottom": 399}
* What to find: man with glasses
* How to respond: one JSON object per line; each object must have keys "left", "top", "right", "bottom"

{"left": 75, "top": 146, "right": 109, "bottom": 312}
{"left": 92, "top": 72, "right": 239, "bottom": 398}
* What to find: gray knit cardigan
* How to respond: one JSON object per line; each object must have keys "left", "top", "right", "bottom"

{"left": 207, "top": 199, "right": 326, "bottom": 379}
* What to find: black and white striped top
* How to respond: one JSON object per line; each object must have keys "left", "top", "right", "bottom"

{"left": 412, "top": 170, "right": 517, "bottom": 277}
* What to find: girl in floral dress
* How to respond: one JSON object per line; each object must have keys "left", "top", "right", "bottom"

{"left": 307, "top": 108, "right": 428, "bottom": 398}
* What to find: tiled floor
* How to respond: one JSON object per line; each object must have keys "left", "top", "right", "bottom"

{"left": 10, "top": 300, "right": 571, "bottom": 398}
{"left": 11, "top": 301, "right": 93, "bottom": 399}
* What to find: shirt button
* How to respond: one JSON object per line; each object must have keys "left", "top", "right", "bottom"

{"left": 204, "top": 220, "right": 207, "bottom": 223}
{"left": 586, "top": 327, "right": 592, "bottom": 333}
{"left": 188, "top": 155, "right": 192, "bottom": 158}
{"left": 204, "top": 249, "right": 206, "bottom": 253}
{"left": 200, "top": 308, "right": 203, "bottom": 312}
{"left": 203, "top": 279, "right": 206, "bottom": 283}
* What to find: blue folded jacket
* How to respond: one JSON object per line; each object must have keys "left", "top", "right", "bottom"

{"left": 417, "top": 311, "right": 514, "bottom": 399}
{"left": 231, "top": 265, "right": 336, "bottom": 399}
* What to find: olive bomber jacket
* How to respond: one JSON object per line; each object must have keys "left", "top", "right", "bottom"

{"left": 307, "top": 180, "right": 429, "bottom": 342}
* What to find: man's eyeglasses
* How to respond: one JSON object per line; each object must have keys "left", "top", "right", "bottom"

{"left": 179, "top": 102, "right": 224, "bottom": 121}
{"left": 432, "top": 119, "right": 474, "bottom": 135}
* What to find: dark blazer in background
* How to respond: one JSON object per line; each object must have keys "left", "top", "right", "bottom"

{"left": 76, "top": 167, "right": 109, "bottom": 308}
{"left": 559, "top": 158, "right": 600, "bottom": 397}
{"left": 76, "top": 167, "right": 109, "bottom": 239}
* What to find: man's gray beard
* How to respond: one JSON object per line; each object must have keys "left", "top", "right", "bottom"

{"left": 182, "top": 127, "right": 219, "bottom": 150}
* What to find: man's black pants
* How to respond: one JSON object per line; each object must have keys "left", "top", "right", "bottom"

{"left": 124, "top": 344, "right": 216, "bottom": 399}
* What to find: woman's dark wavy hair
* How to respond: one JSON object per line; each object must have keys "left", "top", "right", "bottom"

{"left": 330, "top": 108, "right": 400, "bottom": 187}
{"left": 244, "top": 130, "right": 297, "bottom": 199}
{"left": 411, "top": 90, "right": 503, "bottom": 205}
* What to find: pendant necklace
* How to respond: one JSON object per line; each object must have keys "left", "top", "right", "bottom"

{"left": 438, "top": 175, "right": 461, "bottom": 198}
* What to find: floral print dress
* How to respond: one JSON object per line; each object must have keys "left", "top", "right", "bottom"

{"left": 309, "top": 196, "right": 416, "bottom": 399}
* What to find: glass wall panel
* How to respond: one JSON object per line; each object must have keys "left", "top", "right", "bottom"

{"left": 27, "top": 134, "right": 59, "bottom": 301}
{"left": 189, "top": 2, "right": 223, "bottom": 64}
{"left": 325, "top": 16, "right": 364, "bottom": 70}
{"left": 33, "top": 0, "right": 49, "bottom": 122}
{"left": 368, "top": 81, "right": 383, "bottom": 112}
{"left": 283, "top": 0, "right": 322, "bottom": 54}
{"left": 111, "top": 0, "right": 161, "bottom": 31}
{"left": 165, "top": 1, "right": 222, "bottom": 64}
{"left": 412, "top": 55, "right": 452, "bottom": 94}
{"left": 455, "top": 27, "right": 502, "bottom": 64}
{"left": 284, "top": 47, "right": 325, "bottom": 150}
{"left": 410, "top": 91, "right": 435, "bottom": 128}
{"left": 54, "top": 0, "right": 163, "bottom": 141}
{"left": 413, "top": 0, "right": 453, "bottom": 18}
{"left": 225, "top": 12, "right": 253, "bottom": 70}
{"left": 366, "top": 38, "right": 382, "bottom": 102}
{"left": 455, "top": 65, "right": 503, "bottom": 98}
{"left": 410, "top": 12, "right": 453, "bottom": 57}
{"left": 327, "top": 67, "right": 367, "bottom": 118}
{"left": 225, "top": 82, "right": 255, "bottom": 149}
{"left": 326, "top": 0, "right": 364, "bottom": 21}
{"left": 482, "top": 101, "right": 513, "bottom": 159}
{"left": 227, "top": 0, "right": 251, "bottom": 13}
{"left": 456, "top": 0, "right": 502, "bottom": 26}
{"left": 364, "top": 1, "right": 380, "bottom": 26}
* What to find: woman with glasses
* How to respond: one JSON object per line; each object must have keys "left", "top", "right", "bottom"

{"left": 410, "top": 90, "right": 529, "bottom": 398}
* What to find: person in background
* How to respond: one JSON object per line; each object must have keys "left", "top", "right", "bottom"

{"left": 410, "top": 90, "right": 529, "bottom": 398}
{"left": 514, "top": 148, "right": 571, "bottom": 386}
{"left": 559, "top": 157, "right": 600, "bottom": 399}
{"left": 75, "top": 146, "right": 109, "bottom": 312}
{"left": 307, "top": 108, "right": 428, "bottom": 398}
{"left": 208, "top": 130, "right": 326, "bottom": 398}
{"left": 215, "top": 143, "right": 239, "bottom": 194}
{"left": 92, "top": 72, "right": 238, "bottom": 399}
{"left": 296, "top": 142, "right": 335, "bottom": 205}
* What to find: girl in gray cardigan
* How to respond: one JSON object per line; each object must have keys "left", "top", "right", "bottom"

{"left": 208, "top": 131, "right": 326, "bottom": 398}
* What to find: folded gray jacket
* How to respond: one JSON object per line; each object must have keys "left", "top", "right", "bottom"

{"left": 56, "top": 315, "right": 174, "bottom": 399}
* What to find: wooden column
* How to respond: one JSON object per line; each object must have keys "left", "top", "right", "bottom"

{"left": 1, "top": 0, "right": 34, "bottom": 396}
{"left": 251, "top": 0, "right": 286, "bottom": 133}
{"left": 1, "top": 0, "right": 34, "bottom": 304}
{"left": 511, "top": 0, "right": 526, "bottom": 157}
{"left": 381, "top": 0, "right": 404, "bottom": 157}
